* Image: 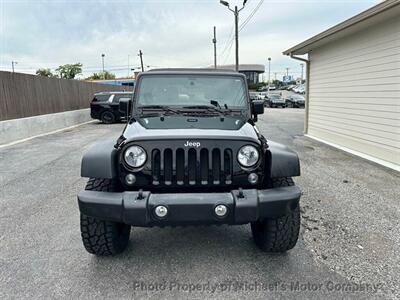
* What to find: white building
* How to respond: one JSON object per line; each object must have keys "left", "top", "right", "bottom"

{"left": 284, "top": 0, "right": 400, "bottom": 171}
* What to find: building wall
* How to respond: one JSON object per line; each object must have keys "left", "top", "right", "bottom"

{"left": 307, "top": 14, "right": 400, "bottom": 169}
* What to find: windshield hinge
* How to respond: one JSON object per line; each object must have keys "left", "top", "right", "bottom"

{"left": 114, "top": 135, "right": 126, "bottom": 149}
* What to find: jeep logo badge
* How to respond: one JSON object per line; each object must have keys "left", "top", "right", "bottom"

{"left": 184, "top": 141, "right": 201, "bottom": 148}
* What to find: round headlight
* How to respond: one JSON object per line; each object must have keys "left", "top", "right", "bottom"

{"left": 238, "top": 145, "right": 259, "bottom": 167}
{"left": 124, "top": 145, "right": 147, "bottom": 168}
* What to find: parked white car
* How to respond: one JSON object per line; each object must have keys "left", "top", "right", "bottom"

{"left": 258, "top": 92, "right": 267, "bottom": 100}
{"left": 297, "top": 86, "right": 305, "bottom": 94}
{"left": 293, "top": 84, "right": 304, "bottom": 94}
{"left": 249, "top": 91, "right": 259, "bottom": 101}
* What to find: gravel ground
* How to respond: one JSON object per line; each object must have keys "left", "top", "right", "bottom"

{"left": 0, "top": 109, "right": 399, "bottom": 299}
{"left": 258, "top": 108, "right": 400, "bottom": 298}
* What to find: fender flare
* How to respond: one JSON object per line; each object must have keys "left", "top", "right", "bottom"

{"left": 267, "top": 141, "right": 300, "bottom": 178}
{"left": 81, "top": 139, "right": 118, "bottom": 179}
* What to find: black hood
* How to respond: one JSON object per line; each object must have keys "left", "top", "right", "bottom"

{"left": 123, "top": 116, "right": 260, "bottom": 143}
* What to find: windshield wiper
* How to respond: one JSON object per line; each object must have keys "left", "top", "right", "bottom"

{"left": 182, "top": 105, "right": 228, "bottom": 116}
{"left": 138, "top": 105, "right": 181, "bottom": 116}
{"left": 210, "top": 99, "right": 233, "bottom": 112}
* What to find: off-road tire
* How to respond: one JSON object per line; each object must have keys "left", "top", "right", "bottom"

{"left": 80, "top": 178, "right": 131, "bottom": 256}
{"left": 251, "top": 177, "right": 300, "bottom": 252}
{"left": 100, "top": 111, "right": 116, "bottom": 124}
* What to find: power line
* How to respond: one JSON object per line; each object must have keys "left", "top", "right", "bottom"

{"left": 239, "top": 0, "right": 263, "bottom": 32}
{"left": 239, "top": 0, "right": 264, "bottom": 32}
{"left": 217, "top": 0, "right": 253, "bottom": 63}
{"left": 218, "top": 0, "right": 264, "bottom": 64}
{"left": 217, "top": 25, "right": 235, "bottom": 62}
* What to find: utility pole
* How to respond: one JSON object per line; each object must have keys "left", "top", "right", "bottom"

{"left": 286, "top": 67, "right": 289, "bottom": 77}
{"left": 300, "top": 63, "right": 304, "bottom": 82}
{"left": 138, "top": 50, "right": 144, "bottom": 72}
{"left": 220, "top": 0, "right": 247, "bottom": 71}
{"left": 234, "top": 5, "right": 239, "bottom": 71}
{"left": 11, "top": 61, "right": 17, "bottom": 73}
{"left": 274, "top": 72, "right": 277, "bottom": 81}
{"left": 213, "top": 26, "right": 217, "bottom": 69}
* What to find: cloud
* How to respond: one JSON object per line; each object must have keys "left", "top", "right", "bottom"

{"left": 0, "top": 0, "right": 379, "bottom": 79}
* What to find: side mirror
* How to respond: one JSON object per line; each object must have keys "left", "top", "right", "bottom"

{"left": 251, "top": 100, "right": 264, "bottom": 122}
{"left": 252, "top": 100, "right": 264, "bottom": 114}
{"left": 119, "top": 98, "right": 132, "bottom": 117}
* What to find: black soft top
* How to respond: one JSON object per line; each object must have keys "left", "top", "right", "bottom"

{"left": 142, "top": 68, "right": 244, "bottom": 78}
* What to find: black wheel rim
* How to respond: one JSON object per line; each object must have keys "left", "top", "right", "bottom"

{"left": 102, "top": 112, "right": 114, "bottom": 123}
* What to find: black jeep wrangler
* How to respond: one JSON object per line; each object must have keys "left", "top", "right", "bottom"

{"left": 78, "top": 69, "right": 301, "bottom": 256}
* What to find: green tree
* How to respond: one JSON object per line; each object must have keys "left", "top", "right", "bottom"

{"left": 272, "top": 79, "right": 284, "bottom": 88}
{"left": 102, "top": 71, "right": 116, "bottom": 80}
{"left": 56, "top": 63, "right": 82, "bottom": 79}
{"left": 86, "top": 71, "right": 116, "bottom": 80}
{"left": 85, "top": 73, "right": 101, "bottom": 80}
{"left": 36, "top": 68, "right": 55, "bottom": 77}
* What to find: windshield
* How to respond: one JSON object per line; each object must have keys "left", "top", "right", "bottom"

{"left": 136, "top": 75, "right": 247, "bottom": 108}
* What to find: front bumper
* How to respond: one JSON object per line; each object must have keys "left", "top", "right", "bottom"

{"left": 77, "top": 186, "right": 301, "bottom": 226}
{"left": 90, "top": 110, "right": 101, "bottom": 120}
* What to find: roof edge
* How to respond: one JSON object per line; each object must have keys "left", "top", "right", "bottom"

{"left": 147, "top": 68, "right": 238, "bottom": 73}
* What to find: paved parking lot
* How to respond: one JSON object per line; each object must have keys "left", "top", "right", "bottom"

{"left": 1, "top": 109, "right": 399, "bottom": 299}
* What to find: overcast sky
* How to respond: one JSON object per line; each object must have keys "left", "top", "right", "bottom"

{"left": 0, "top": 0, "right": 379, "bottom": 80}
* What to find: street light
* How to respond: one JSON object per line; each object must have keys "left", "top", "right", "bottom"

{"left": 267, "top": 57, "right": 271, "bottom": 85}
{"left": 219, "top": 0, "right": 247, "bottom": 71}
{"left": 300, "top": 63, "right": 304, "bottom": 82}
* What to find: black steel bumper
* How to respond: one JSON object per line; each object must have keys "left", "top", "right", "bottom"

{"left": 77, "top": 186, "right": 301, "bottom": 226}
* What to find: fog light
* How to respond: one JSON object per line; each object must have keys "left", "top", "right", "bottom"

{"left": 125, "top": 174, "right": 136, "bottom": 185}
{"left": 248, "top": 173, "right": 258, "bottom": 184}
{"left": 155, "top": 205, "right": 168, "bottom": 218}
{"left": 215, "top": 204, "right": 228, "bottom": 217}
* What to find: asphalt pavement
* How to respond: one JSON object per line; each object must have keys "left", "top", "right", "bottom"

{"left": 1, "top": 108, "right": 399, "bottom": 299}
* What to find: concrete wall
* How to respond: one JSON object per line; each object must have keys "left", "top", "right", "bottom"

{"left": 0, "top": 109, "right": 91, "bottom": 145}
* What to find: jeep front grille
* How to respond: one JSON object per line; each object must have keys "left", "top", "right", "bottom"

{"left": 151, "top": 148, "right": 233, "bottom": 186}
